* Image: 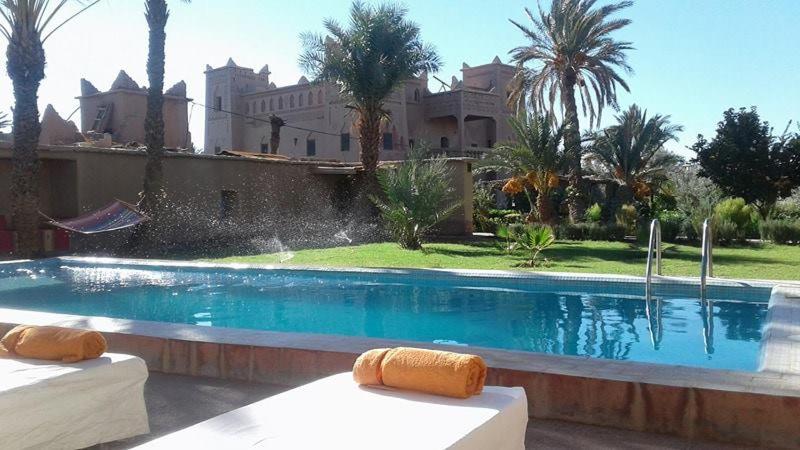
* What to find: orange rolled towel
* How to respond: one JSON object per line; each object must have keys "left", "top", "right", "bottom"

{"left": 0, "top": 325, "right": 107, "bottom": 363}
{"left": 353, "top": 347, "right": 487, "bottom": 399}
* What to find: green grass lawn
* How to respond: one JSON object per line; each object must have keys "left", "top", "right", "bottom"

{"left": 209, "top": 240, "right": 800, "bottom": 281}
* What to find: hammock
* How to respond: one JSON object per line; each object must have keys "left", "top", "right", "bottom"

{"left": 41, "top": 200, "right": 150, "bottom": 235}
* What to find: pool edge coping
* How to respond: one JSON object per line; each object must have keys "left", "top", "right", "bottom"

{"left": 8, "top": 255, "right": 798, "bottom": 289}
{"left": 1, "top": 301, "right": 800, "bottom": 400}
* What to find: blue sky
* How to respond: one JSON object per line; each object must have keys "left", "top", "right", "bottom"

{"left": 0, "top": 0, "right": 797, "bottom": 156}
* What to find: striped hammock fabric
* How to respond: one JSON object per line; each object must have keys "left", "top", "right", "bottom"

{"left": 42, "top": 200, "right": 149, "bottom": 235}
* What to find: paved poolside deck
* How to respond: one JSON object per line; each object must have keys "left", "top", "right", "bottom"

{"left": 100, "top": 372, "right": 743, "bottom": 450}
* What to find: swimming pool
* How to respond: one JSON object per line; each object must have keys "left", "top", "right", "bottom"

{"left": 0, "top": 258, "right": 773, "bottom": 372}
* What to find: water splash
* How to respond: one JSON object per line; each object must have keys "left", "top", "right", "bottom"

{"left": 334, "top": 230, "right": 353, "bottom": 244}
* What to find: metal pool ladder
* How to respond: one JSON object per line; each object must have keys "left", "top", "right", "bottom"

{"left": 700, "top": 218, "right": 714, "bottom": 297}
{"left": 645, "top": 219, "right": 662, "bottom": 299}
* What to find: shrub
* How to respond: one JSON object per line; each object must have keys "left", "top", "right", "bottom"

{"left": 585, "top": 203, "right": 602, "bottom": 223}
{"left": 714, "top": 219, "right": 745, "bottom": 245}
{"left": 371, "top": 149, "right": 459, "bottom": 249}
{"left": 657, "top": 211, "right": 685, "bottom": 242}
{"left": 512, "top": 225, "right": 556, "bottom": 267}
{"left": 605, "top": 223, "right": 628, "bottom": 241}
{"left": 683, "top": 218, "right": 699, "bottom": 242}
{"left": 616, "top": 204, "right": 638, "bottom": 234}
{"left": 555, "top": 223, "right": 626, "bottom": 242}
{"left": 714, "top": 198, "right": 759, "bottom": 241}
{"left": 760, "top": 220, "right": 800, "bottom": 245}
{"left": 472, "top": 183, "right": 496, "bottom": 232}
{"left": 771, "top": 201, "right": 800, "bottom": 221}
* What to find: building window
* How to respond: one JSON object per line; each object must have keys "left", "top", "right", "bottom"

{"left": 214, "top": 96, "right": 223, "bottom": 110}
{"left": 306, "top": 139, "right": 316, "bottom": 156}
{"left": 317, "top": 90, "right": 323, "bottom": 105}
{"left": 440, "top": 136, "right": 449, "bottom": 148}
{"left": 278, "top": 97, "right": 284, "bottom": 110}
{"left": 309, "top": 91, "right": 314, "bottom": 105}
{"left": 341, "top": 133, "right": 350, "bottom": 152}
{"left": 408, "top": 139, "right": 414, "bottom": 149}
{"left": 414, "top": 89, "right": 420, "bottom": 102}
{"left": 289, "top": 95, "right": 295, "bottom": 108}
{"left": 260, "top": 100, "right": 266, "bottom": 113}
{"left": 487, "top": 139, "right": 493, "bottom": 148}
{"left": 245, "top": 103, "right": 250, "bottom": 114}
{"left": 382, "top": 133, "right": 393, "bottom": 151}
{"left": 260, "top": 143, "right": 269, "bottom": 154}
{"left": 269, "top": 98, "right": 274, "bottom": 111}
{"left": 299, "top": 93, "right": 304, "bottom": 107}
{"left": 220, "top": 190, "right": 238, "bottom": 220}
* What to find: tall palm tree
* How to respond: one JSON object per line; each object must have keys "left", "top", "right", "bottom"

{"left": 587, "top": 104, "right": 683, "bottom": 218}
{"left": 479, "top": 114, "right": 565, "bottom": 224}
{"left": 0, "top": 0, "right": 97, "bottom": 257}
{"left": 300, "top": 1, "right": 440, "bottom": 183}
{"left": 508, "top": 0, "right": 633, "bottom": 223}
{"left": 136, "top": 0, "right": 188, "bottom": 248}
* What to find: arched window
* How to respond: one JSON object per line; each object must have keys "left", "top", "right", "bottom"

{"left": 289, "top": 95, "right": 295, "bottom": 108}
{"left": 278, "top": 97, "right": 284, "bottom": 110}
{"left": 440, "top": 137, "right": 449, "bottom": 149}
{"left": 245, "top": 102, "right": 250, "bottom": 114}
{"left": 269, "top": 98, "right": 274, "bottom": 111}
{"left": 414, "top": 89, "right": 420, "bottom": 102}
{"left": 317, "top": 90, "right": 323, "bottom": 105}
{"left": 260, "top": 100, "right": 266, "bottom": 113}
{"left": 299, "top": 93, "right": 304, "bottom": 107}
{"left": 309, "top": 91, "right": 314, "bottom": 104}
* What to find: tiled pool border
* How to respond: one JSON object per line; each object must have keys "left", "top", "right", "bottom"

{"left": 2, "top": 257, "right": 800, "bottom": 447}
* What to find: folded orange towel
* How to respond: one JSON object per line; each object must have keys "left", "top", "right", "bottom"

{"left": 0, "top": 325, "right": 107, "bottom": 363}
{"left": 353, "top": 347, "right": 487, "bottom": 399}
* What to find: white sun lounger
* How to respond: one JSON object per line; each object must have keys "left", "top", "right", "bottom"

{"left": 0, "top": 353, "right": 149, "bottom": 450}
{"left": 136, "top": 372, "right": 528, "bottom": 450}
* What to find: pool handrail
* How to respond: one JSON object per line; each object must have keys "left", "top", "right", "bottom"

{"left": 645, "top": 219, "right": 662, "bottom": 299}
{"left": 701, "top": 218, "right": 714, "bottom": 297}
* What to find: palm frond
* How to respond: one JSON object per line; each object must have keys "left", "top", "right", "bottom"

{"left": 507, "top": 0, "right": 633, "bottom": 128}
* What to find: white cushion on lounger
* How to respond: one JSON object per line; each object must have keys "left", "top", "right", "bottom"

{"left": 136, "top": 372, "right": 527, "bottom": 450}
{"left": 0, "top": 353, "right": 149, "bottom": 450}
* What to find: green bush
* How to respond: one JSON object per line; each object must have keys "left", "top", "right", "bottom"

{"left": 616, "top": 204, "right": 638, "bottom": 235}
{"left": 714, "top": 219, "right": 745, "bottom": 245}
{"left": 683, "top": 218, "right": 699, "bottom": 242}
{"left": 714, "top": 198, "right": 759, "bottom": 242}
{"left": 760, "top": 220, "right": 800, "bottom": 245}
{"left": 771, "top": 202, "right": 800, "bottom": 221}
{"left": 585, "top": 203, "right": 602, "bottom": 223}
{"left": 371, "top": 148, "right": 459, "bottom": 249}
{"left": 605, "top": 223, "right": 628, "bottom": 241}
{"left": 555, "top": 223, "right": 626, "bottom": 242}
{"left": 657, "top": 211, "right": 685, "bottom": 242}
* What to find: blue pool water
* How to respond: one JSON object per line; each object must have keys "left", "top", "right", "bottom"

{"left": 0, "top": 259, "right": 772, "bottom": 371}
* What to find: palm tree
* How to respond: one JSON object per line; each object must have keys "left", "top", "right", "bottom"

{"left": 137, "top": 0, "right": 188, "bottom": 248}
{"left": 479, "top": 114, "right": 565, "bottom": 224}
{"left": 0, "top": 0, "right": 97, "bottom": 257}
{"left": 508, "top": 0, "right": 633, "bottom": 223}
{"left": 300, "top": 1, "right": 441, "bottom": 183}
{"left": 586, "top": 104, "right": 683, "bottom": 218}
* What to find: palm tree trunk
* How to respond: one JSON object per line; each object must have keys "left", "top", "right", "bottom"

{"left": 537, "top": 191, "right": 556, "bottom": 225}
{"left": 269, "top": 115, "right": 285, "bottom": 154}
{"left": 136, "top": 0, "right": 169, "bottom": 250}
{"left": 562, "top": 73, "right": 587, "bottom": 223}
{"left": 6, "top": 33, "right": 46, "bottom": 258}
{"left": 358, "top": 107, "right": 382, "bottom": 176}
